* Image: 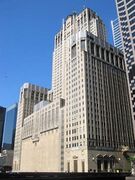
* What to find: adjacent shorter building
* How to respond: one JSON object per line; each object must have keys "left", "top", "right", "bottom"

{"left": 20, "top": 98, "right": 65, "bottom": 172}
{"left": 13, "top": 83, "right": 49, "bottom": 171}
{"left": 0, "top": 106, "right": 6, "bottom": 152}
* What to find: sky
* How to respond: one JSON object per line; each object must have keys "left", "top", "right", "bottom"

{"left": 0, "top": 0, "right": 117, "bottom": 107}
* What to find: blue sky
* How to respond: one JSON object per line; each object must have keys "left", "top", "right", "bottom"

{"left": 0, "top": 0, "right": 117, "bottom": 107}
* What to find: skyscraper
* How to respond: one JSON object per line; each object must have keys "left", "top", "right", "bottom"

{"left": 115, "top": 0, "right": 135, "bottom": 133}
{"left": 0, "top": 106, "right": 6, "bottom": 152}
{"left": 18, "top": 8, "right": 135, "bottom": 172}
{"left": 2, "top": 103, "right": 18, "bottom": 150}
{"left": 0, "top": 104, "right": 18, "bottom": 171}
{"left": 52, "top": 8, "right": 106, "bottom": 101}
{"left": 111, "top": 18, "right": 123, "bottom": 50}
{"left": 13, "top": 83, "right": 48, "bottom": 171}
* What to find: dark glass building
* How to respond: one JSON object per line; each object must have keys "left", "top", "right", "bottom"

{"left": 115, "top": 0, "right": 135, "bottom": 135}
{"left": 2, "top": 103, "right": 18, "bottom": 150}
{"left": 0, "top": 106, "right": 6, "bottom": 152}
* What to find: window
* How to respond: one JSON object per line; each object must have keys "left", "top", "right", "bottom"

{"left": 115, "top": 56, "right": 118, "bottom": 67}
{"left": 101, "top": 48, "right": 104, "bottom": 60}
{"left": 81, "top": 40, "right": 85, "bottom": 51}
{"left": 67, "top": 162, "right": 70, "bottom": 172}
{"left": 106, "top": 50, "right": 109, "bottom": 62}
{"left": 81, "top": 16, "right": 83, "bottom": 24}
{"left": 119, "top": 58, "right": 123, "bottom": 69}
{"left": 71, "top": 44, "right": 76, "bottom": 58}
{"left": 82, "top": 161, "right": 85, "bottom": 172}
{"left": 91, "top": 42, "right": 94, "bottom": 55}
{"left": 84, "top": 12, "right": 86, "bottom": 22}
{"left": 111, "top": 53, "right": 114, "bottom": 64}
{"left": 96, "top": 45, "right": 100, "bottom": 57}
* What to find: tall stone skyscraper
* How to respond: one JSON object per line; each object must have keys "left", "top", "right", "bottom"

{"left": 52, "top": 8, "right": 135, "bottom": 172}
{"left": 13, "top": 83, "right": 48, "bottom": 171}
{"left": 52, "top": 8, "right": 106, "bottom": 101}
{"left": 115, "top": 0, "right": 135, "bottom": 133}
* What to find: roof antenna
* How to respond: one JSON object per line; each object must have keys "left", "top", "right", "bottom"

{"left": 83, "top": 0, "right": 86, "bottom": 9}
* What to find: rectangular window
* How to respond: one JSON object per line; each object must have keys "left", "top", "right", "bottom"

{"left": 96, "top": 45, "right": 100, "bottom": 57}
{"left": 111, "top": 53, "right": 114, "bottom": 64}
{"left": 82, "top": 161, "right": 85, "bottom": 172}
{"left": 71, "top": 44, "right": 76, "bottom": 58}
{"left": 81, "top": 40, "right": 85, "bottom": 51}
{"left": 91, "top": 42, "right": 94, "bottom": 55}
{"left": 106, "top": 50, "right": 109, "bottom": 62}
{"left": 67, "top": 162, "right": 70, "bottom": 172}
{"left": 119, "top": 58, "right": 123, "bottom": 69}
{"left": 101, "top": 48, "right": 104, "bottom": 60}
{"left": 115, "top": 56, "right": 118, "bottom": 67}
{"left": 74, "top": 160, "right": 78, "bottom": 172}
{"left": 84, "top": 12, "right": 86, "bottom": 22}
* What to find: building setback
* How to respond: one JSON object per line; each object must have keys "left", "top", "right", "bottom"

{"left": 16, "top": 8, "right": 135, "bottom": 172}
{"left": 115, "top": 0, "right": 135, "bottom": 134}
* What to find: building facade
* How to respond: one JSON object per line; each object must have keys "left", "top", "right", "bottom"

{"left": 111, "top": 18, "right": 123, "bottom": 51}
{"left": 13, "top": 83, "right": 48, "bottom": 171}
{"left": 17, "top": 8, "right": 135, "bottom": 173}
{"left": 20, "top": 99, "right": 65, "bottom": 172}
{"left": 115, "top": 0, "right": 135, "bottom": 134}
{"left": 0, "top": 106, "right": 6, "bottom": 152}
{"left": 64, "top": 30, "right": 134, "bottom": 172}
{"left": 53, "top": 8, "right": 134, "bottom": 172}
{"left": 2, "top": 103, "right": 18, "bottom": 150}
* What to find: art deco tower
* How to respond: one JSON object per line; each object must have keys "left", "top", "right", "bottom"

{"left": 52, "top": 8, "right": 135, "bottom": 172}
{"left": 52, "top": 8, "right": 106, "bottom": 101}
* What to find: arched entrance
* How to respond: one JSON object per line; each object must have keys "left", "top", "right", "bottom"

{"left": 97, "top": 154, "right": 115, "bottom": 172}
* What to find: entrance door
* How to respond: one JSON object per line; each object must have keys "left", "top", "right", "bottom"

{"left": 97, "top": 160, "right": 101, "bottom": 172}
{"left": 104, "top": 160, "right": 108, "bottom": 172}
{"left": 82, "top": 161, "right": 85, "bottom": 172}
{"left": 67, "top": 162, "right": 70, "bottom": 172}
{"left": 74, "top": 160, "right": 78, "bottom": 172}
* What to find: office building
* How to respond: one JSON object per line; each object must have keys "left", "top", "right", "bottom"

{"left": 111, "top": 18, "right": 123, "bottom": 50}
{"left": 0, "top": 106, "right": 6, "bottom": 152}
{"left": 115, "top": 0, "right": 135, "bottom": 133}
{"left": 2, "top": 103, "right": 18, "bottom": 150}
{"left": 13, "top": 83, "right": 48, "bottom": 171}
{"left": 0, "top": 104, "right": 18, "bottom": 171}
{"left": 53, "top": 8, "right": 134, "bottom": 172}
{"left": 18, "top": 8, "right": 135, "bottom": 172}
